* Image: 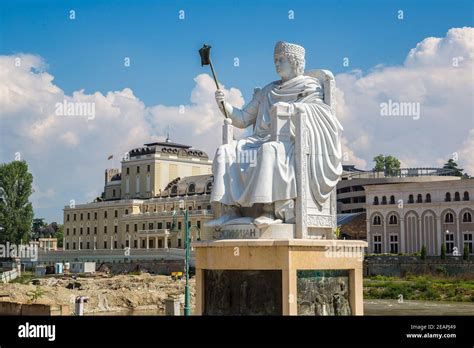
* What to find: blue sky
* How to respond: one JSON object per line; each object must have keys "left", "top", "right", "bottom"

{"left": 2, "top": 0, "right": 472, "bottom": 105}
{"left": 1, "top": 0, "right": 473, "bottom": 223}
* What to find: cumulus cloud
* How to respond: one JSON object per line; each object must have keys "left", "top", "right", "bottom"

{"left": 335, "top": 27, "right": 474, "bottom": 172}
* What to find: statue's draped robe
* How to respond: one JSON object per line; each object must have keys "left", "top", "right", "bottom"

{"left": 211, "top": 75, "right": 343, "bottom": 207}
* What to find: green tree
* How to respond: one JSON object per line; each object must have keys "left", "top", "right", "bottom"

{"left": 440, "top": 242, "right": 446, "bottom": 260}
{"left": 373, "top": 154, "right": 401, "bottom": 176}
{"left": 443, "top": 159, "right": 466, "bottom": 177}
{"left": 54, "top": 224, "right": 64, "bottom": 248}
{"left": 463, "top": 244, "right": 470, "bottom": 261}
{"left": 0, "top": 161, "right": 34, "bottom": 244}
{"left": 420, "top": 245, "right": 427, "bottom": 260}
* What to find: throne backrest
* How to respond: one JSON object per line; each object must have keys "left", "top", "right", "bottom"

{"left": 305, "top": 69, "right": 336, "bottom": 116}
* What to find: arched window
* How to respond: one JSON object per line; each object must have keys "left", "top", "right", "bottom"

{"left": 390, "top": 195, "right": 395, "bottom": 204}
{"left": 373, "top": 196, "right": 379, "bottom": 205}
{"left": 389, "top": 215, "right": 398, "bottom": 225}
{"left": 206, "top": 181, "right": 213, "bottom": 193}
{"left": 171, "top": 185, "right": 178, "bottom": 196}
{"left": 445, "top": 212, "right": 454, "bottom": 223}
{"left": 373, "top": 215, "right": 381, "bottom": 225}
{"left": 425, "top": 193, "right": 431, "bottom": 203}
{"left": 417, "top": 194, "right": 422, "bottom": 203}
{"left": 381, "top": 196, "right": 387, "bottom": 205}
{"left": 408, "top": 194, "right": 414, "bottom": 204}
{"left": 445, "top": 192, "right": 451, "bottom": 202}
{"left": 454, "top": 192, "right": 460, "bottom": 202}
{"left": 188, "top": 183, "right": 196, "bottom": 195}
{"left": 464, "top": 191, "right": 470, "bottom": 201}
{"left": 463, "top": 212, "right": 472, "bottom": 223}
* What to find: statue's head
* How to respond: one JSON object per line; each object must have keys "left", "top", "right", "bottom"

{"left": 274, "top": 41, "right": 306, "bottom": 80}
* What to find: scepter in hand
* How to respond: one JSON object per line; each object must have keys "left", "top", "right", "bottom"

{"left": 199, "top": 44, "right": 229, "bottom": 118}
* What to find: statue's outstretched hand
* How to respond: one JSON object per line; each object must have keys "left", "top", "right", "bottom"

{"left": 215, "top": 89, "right": 225, "bottom": 104}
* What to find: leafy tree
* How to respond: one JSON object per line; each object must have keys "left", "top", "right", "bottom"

{"left": 463, "top": 244, "right": 470, "bottom": 261}
{"left": 373, "top": 154, "right": 401, "bottom": 176}
{"left": 420, "top": 245, "right": 427, "bottom": 260}
{"left": 0, "top": 161, "right": 34, "bottom": 244}
{"left": 443, "top": 159, "right": 466, "bottom": 177}
{"left": 440, "top": 242, "right": 446, "bottom": 260}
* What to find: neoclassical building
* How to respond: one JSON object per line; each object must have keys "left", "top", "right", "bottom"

{"left": 63, "top": 140, "right": 215, "bottom": 251}
{"left": 365, "top": 179, "right": 474, "bottom": 256}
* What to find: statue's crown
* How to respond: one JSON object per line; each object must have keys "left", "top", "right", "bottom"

{"left": 274, "top": 41, "right": 305, "bottom": 60}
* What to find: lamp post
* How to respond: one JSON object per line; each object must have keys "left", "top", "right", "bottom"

{"left": 177, "top": 200, "right": 191, "bottom": 316}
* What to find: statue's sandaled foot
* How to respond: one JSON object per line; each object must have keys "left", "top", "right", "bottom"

{"left": 204, "top": 206, "right": 240, "bottom": 230}
{"left": 253, "top": 214, "right": 282, "bottom": 229}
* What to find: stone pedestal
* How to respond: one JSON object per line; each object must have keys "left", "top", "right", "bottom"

{"left": 193, "top": 239, "right": 367, "bottom": 315}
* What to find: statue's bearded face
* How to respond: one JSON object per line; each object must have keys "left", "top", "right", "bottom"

{"left": 274, "top": 54, "right": 294, "bottom": 80}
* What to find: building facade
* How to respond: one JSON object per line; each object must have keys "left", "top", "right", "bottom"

{"left": 365, "top": 179, "right": 474, "bottom": 256}
{"left": 63, "top": 140, "right": 214, "bottom": 251}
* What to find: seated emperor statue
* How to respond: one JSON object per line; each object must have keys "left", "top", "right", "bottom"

{"left": 207, "top": 41, "right": 343, "bottom": 229}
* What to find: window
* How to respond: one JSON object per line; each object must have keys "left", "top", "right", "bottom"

{"left": 454, "top": 192, "right": 460, "bottom": 201}
{"left": 126, "top": 224, "right": 129, "bottom": 232}
{"left": 463, "top": 191, "right": 469, "bottom": 201}
{"left": 142, "top": 223, "right": 145, "bottom": 230}
{"left": 207, "top": 205, "right": 211, "bottom": 210}
{"left": 73, "top": 214, "right": 76, "bottom": 221}
{"left": 463, "top": 233, "right": 473, "bottom": 254}
{"left": 73, "top": 242, "right": 76, "bottom": 249}
{"left": 67, "top": 214, "right": 70, "bottom": 221}
{"left": 104, "top": 211, "right": 107, "bottom": 219}
{"left": 147, "top": 164, "right": 151, "bottom": 173}
{"left": 80, "top": 213, "right": 83, "bottom": 220}
{"left": 158, "top": 222, "right": 163, "bottom": 229}
{"left": 136, "top": 175, "right": 140, "bottom": 193}
{"left": 94, "top": 212, "right": 97, "bottom": 220}
{"left": 125, "top": 209, "right": 128, "bottom": 215}
{"left": 134, "top": 224, "right": 138, "bottom": 232}
{"left": 188, "top": 183, "right": 196, "bottom": 194}
{"left": 73, "top": 228, "right": 76, "bottom": 235}
{"left": 389, "top": 215, "right": 398, "bottom": 225}
{"left": 171, "top": 185, "right": 178, "bottom": 196}
{"left": 114, "top": 210, "right": 118, "bottom": 218}
{"left": 197, "top": 205, "right": 201, "bottom": 210}
{"left": 178, "top": 221, "right": 182, "bottom": 230}
{"left": 134, "top": 240, "right": 138, "bottom": 248}
{"left": 445, "top": 192, "right": 451, "bottom": 202}
{"left": 126, "top": 167, "right": 130, "bottom": 175}
{"left": 94, "top": 227, "right": 97, "bottom": 235}
{"left": 445, "top": 233, "right": 454, "bottom": 254}
{"left": 197, "top": 221, "right": 201, "bottom": 229}
{"left": 425, "top": 193, "right": 431, "bottom": 203}
{"left": 149, "top": 223, "right": 154, "bottom": 230}
{"left": 166, "top": 222, "right": 172, "bottom": 230}
{"left": 389, "top": 235, "right": 398, "bottom": 253}
{"left": 373, "top": 216, "right": 381, "bottom": 225}
{"left": 445, "top": 213, "right": 454, "bottom": 223}
{"left": 104, "top": 241, "right": 107, "bottom": 249}
{"left": 463, "top": 212, "right": 472, "bottom": 223}
{"left": 79, "top": 242, "right": 83, "bottom": 250}
{"left": 80, "top": 227, "right": 83, "bottom": 235}
{"left": 104, "top": 226, "right": 107, "bottom": 234}
{"left": 87, "top": 227, "right": 90, "bottom": 235}
{"left": 136, "top": 166, "right": 140, "bottom": 174}
{"left": 113, "top": 189, "right": 116, "bottom": 197}
{"left": 114, "top": 241, "right": 118, "bottom": 249}
{"left": 178, "top": 239, "right": 182, "bottom": 248}
{"left": 114, "top": 225, "right": 118, "bottom": 233}
{"left": 206, "top": 181, "right": 213, "bottom": 193}
{"left": 87, "top": 212, "right": 90, "bottom": 220}
{"left": 408, "top": 194, "right": 414, "bottom": 204}
{"left": 66, "top": 228, "right": 69, "bottom": 236}
{"left": 390, "top": 195, "right": 395, "bottom": 204}
{"left": 417, "top": 194, "right": 422, "bottom": 203}
{"left": 87, "top": 242, "right": 90, "bottom": 249}
{"left": 373, "top": 235, "right": 382, "bottom": 254}
{"left": 66, "top": 243, "right": 69, "bottom": 250}
{"left": 373, "top": 196, "right": 379, "bottom": 205}
{"left": 381, "top": 196, "right": 387, "bottom": 205}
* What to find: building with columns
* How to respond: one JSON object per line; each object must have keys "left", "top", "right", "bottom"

{"left": 364, "top": 179, "right": 474, "bottom": 256}
{"left": 63, "top": 140, "right": 215, "bottom": 251}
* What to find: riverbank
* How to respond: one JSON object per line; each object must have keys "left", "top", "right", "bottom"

{"left": 364, "top": 275, "right": 474, "bottom": 302}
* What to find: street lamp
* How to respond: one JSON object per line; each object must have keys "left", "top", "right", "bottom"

{"left": 177, "top": 199, "right": 191, "bottom": 316}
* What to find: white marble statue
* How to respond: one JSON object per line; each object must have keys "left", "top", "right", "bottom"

{"left": 207, "top": 41, "right": 343, "bottom": 230}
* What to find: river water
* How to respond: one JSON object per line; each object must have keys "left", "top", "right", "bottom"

{"left": 88, "top": 300, "right": 474, "bottom": 316}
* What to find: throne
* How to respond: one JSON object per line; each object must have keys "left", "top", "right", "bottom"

{"left": 221, "top": 69, "right": 338, "bottom": 239}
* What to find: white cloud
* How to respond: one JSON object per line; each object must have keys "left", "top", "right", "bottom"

{"left": 335, "top": 27, "right": 474, "bottom": 172}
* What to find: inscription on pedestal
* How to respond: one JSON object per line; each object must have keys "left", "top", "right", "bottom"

{"left": 203, "top": 270, "right": 282, "bottom": 315}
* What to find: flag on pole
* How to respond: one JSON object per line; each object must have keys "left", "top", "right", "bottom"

{"left": 107, "top": 155, "right": 113, "bottom": 160}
